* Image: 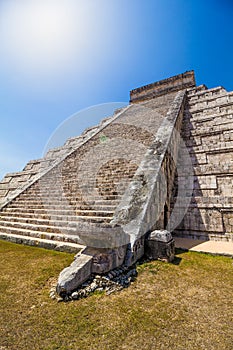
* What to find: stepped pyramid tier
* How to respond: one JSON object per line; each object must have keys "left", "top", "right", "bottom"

{"left": 173, "top": 84, "right": 233, "bottom": 241}
{"left": 0, "top": 70, "right": 232, "bottom": 295}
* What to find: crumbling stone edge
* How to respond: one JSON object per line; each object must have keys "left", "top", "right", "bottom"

{"left": 52, "top": 229, "right": 175, "bottom": 301}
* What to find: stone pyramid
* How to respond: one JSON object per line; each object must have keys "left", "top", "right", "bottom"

{"left": 0, "top": 71, "right": 232, "bottom": 294}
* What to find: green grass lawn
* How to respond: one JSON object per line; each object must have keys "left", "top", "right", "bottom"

{"left": 0, "top": 240, "right": 232, "bottom": 350}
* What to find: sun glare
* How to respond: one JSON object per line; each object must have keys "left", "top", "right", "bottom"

{"left": 0, "top": 1, "right": 86, "bottom": 78}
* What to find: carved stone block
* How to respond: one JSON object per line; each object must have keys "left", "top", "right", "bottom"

{"left": 145, "top": 230, "right": 175, "bottom": 262}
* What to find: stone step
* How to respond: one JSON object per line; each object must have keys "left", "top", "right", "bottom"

{"left": 38, "top": 173, "right": 134, "bottom": 180}
{"left": 188, "top": 86, "right": 225, "bottom": 98}
{"left": 0, "top": 210, "right": 114, "bottom": 226}
{"left": 0, "top": 215, "right": 79, "bottom": 227}
{"left": 75, "top": 215, "right": 113, "bottom": 223}
{"left": 10, "top": 199, "right": 119, "bottom": 210}
{"left": 189, "top": 101, "right": 233, "bottom": 115}
{"left": 185, "top": 135, "right": 233, "bottom": 149}
{"left": 13, "top": 198, "right": 70, "bottom": 205}
{"left": 4, "top": 198, "right": 121, "bottom": 210}
{"left": 39, "top": 182, "right": 134, "bottom": 188}
{"left": 171, "top": 196, "right": 233, "bottom": 208}
{"left": 1, "top": 183, "right": 128, "bottom": 199}
{"left": 2, "top": 207, "right": 76, "bottom": 215}
{"left": 58, "top": 165, "right": 137, "bottom": 172}
{"left": 34, "top": 190, "right": 128, "bottom": 198}
{"left": 187, "top": 85, "right": 207, "bottom": 96}
{"left": 0, "top": 232, "right": 86, "bottom": 253}
{"left": 184, "top": 110, "right": 233, "bottom": 124}
{"left": 0, "top": 215, "right": 113, "bottom": 232}
{"left": 2, "top": 205, "right": 118, "bottom": 216}
{"left": 0, "top": 220, "right": 66, "bottom": 234}
{"left": 0, "top": 204, "right": 117, "bottom": 217}
{"left": 4, "top": 203, "right": 75, "bottom": 210}
{"left": 46, "top": 180, "right": 133, "bottom": 186}
{"left": 1, "top": 204, "right": 118, "bottom": 216}
{"left": 11, "top": 198, "right": 121, "bottom": 208}
{"left": 0, "top": 210, "right": 50, "bottom": 220}
{"left": 44, "top": 182, "right": 125, "bottom": 191}
{"left": 194, "top": 114, "right": 233, "bottom": 127}
{"left": 25, "top": 183, "right": 132, "bottom": 192}
{"left": 193, "top": 163, "right": 233, "bottom": 176}
{"left": 75, "top": 210, "right": 114, "bottom": 217}
{"left": 174, "top": 230, "right": 233, "bottom": 242}
{"left": 0, "top": 225, "right": 83, "bottom": 243}
{"left": 38, "top": 178, "right": 134, "bottom": 186}
{"left": 17, "top": 193, "right": 121, "bottom": 201}
{"left": 186, "top": 143, "right": 233, "bottom": 155}
{"left": 75, "top": 202, "right": 120, "bottom": 210}
{"left": 192, "top": 119, "right": 233, "bottom": 134}
{"left": 188, "top": 93, "right": 233, "bottom": 111}
{"left": 189, "top": 122, "right": 233, "bottom": 137}
{"left": 13, "top": 194, "right": 121, "bottom": 202}
{"left": 188, "top": 87, "right": 228, "bottom": 104}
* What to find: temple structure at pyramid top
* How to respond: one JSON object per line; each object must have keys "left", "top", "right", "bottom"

{"left": 130, "top": 70, "right": 196, "bottom": 102}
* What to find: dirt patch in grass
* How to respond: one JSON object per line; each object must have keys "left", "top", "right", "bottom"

{"left": 0, "top": 241, "right": 232, "bottom": 350}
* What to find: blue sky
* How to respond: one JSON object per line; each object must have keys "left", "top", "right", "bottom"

{"left": 0, "top": 0, "right": 233, "bottom": 180}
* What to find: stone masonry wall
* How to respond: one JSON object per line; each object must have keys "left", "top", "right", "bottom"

{"left": 130, "top": 70, "right": 195, "bottom": 103}
{"left": 173, "top": 85, "right": 233, "bottom": 241}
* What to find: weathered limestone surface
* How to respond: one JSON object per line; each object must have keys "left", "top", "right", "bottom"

{"left": 173, "top": 85, "right": 233, "bottom": 241}
{"left": 0, "top": 116, "right": 114, "bottom": 203}
{"left": 0, "top": 70, "right": 232, "bottom": 294}
{"left": 0, "top": 232, "right": 84, "bottom": 253}
{"left": 57, "top": 252, "right": 93, "bottom": 296}
{"left": 145, "top": 230, "right": 175, "bottom": 262}
{"left": 130, "top": 70, "right": 195, "bottom": 103}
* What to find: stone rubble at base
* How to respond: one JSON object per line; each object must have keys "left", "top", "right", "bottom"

{"left": 51, "top": 265, "right": 138, "bottom": 302}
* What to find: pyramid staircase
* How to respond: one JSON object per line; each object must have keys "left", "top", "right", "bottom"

{"left": 0, "top": 71, "right": 189, "bottom": 255}
{"left": 0, "top": 109, "right": 130, "bottom": 253}
{"left": 1, "top": 70, "right": 232, "bottom": 288}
